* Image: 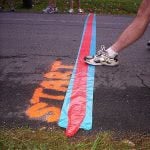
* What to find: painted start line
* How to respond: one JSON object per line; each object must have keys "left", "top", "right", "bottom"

{"left": 58, "top": 13, "right": 96, "bottom": 137}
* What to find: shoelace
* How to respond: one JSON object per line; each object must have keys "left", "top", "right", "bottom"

{"left": 96, "top": 45, "right": 118, "bottom": 62}
{"left": 96, "top": 45, "right": 106, "bottom": 56}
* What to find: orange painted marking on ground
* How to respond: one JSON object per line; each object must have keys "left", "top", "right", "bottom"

{"left": 44, "top": 71, "right": 71, "bottom": 80}
{"left": 46, "top": 107, "right": 61, "bottom": 122}
{"left": 26, "top": 102, "right": 51, "bottom": 118}
{"left": 26, "top": 61, "right": 73, "bottom": 123}
{"left": 30, "top": 87, "right": 65, "bottom": 104}
{"left": 51, "top": 61, "right": 73, "bottom": 71}
{"left": 40, "top": 80, "right": 69, "bottom": 92}
{"left": 26, "top": 102, "right": 61, "bottom": 122}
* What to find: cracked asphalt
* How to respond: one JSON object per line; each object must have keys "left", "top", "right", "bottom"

{"left": 0, "top": 12, "right": 150, "bottom": 135}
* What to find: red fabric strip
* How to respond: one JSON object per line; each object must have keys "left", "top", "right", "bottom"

{"left": 66, "top": 14, "right": 94, "bottom": 137}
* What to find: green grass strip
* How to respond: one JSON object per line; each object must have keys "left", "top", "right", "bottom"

{"left": 0, "top": 127, "right": 150, "bottom": 150}
{"left": 3, "top": 0, "right": 142, "bottom": 15}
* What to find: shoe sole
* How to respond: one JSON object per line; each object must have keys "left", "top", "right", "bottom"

{"left": 84, "top": 57, "right": 119, "bottom": 66}
{"left": 84, "top": 57, "right": 102, "bottom": 66}
{"left": 101, "top": 61, "right": 119, "bottom": 66}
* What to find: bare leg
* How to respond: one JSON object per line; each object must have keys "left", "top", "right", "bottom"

{"left": 85, "top": 0, "right": 150, "bottom": 66}
{"left": 70, "top": 0, "right": 73, "bottom": 9}
{"left": 1, "top": 0, "right": 6, "bottom": 8}
{"left": 77, "top": 0, "right": 81, "bottom": 9}
{"left": 7, "top": 0, "right": 15, "bottom": 10}
{"left": 111, "top": 0, "right": 150, "bottom": 53}
{"left": 48, "top": 0, "right": 56, "bottom": 7}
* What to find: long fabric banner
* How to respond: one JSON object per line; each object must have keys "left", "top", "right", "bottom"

{"left": 58, "top": 13, "right": 96, "bottom": 137}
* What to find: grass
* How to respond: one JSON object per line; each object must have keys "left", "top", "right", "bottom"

{"left": 6, "top": 0, "right": 142, "bottom": 14}
{"left": 0, "top": 127, "right": 150, "bottom": 150}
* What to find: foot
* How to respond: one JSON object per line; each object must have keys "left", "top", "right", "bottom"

{"left": 0, "top": 6, "right": 4, "bottom": 12}
{"left": 68, "top": 8, "right": 74, "bottom": 13}
{"left": 78, "top": 8, "right": 84, "bottom": 13}
{"left": 147, "top": 41, "right": 150, "bottom": 47}
{"left": 43, "top": 6, "right": 58, "bottom": 14}
{"left": 84, "top": 46, "right": 119, "bottom": 66}
{"left": 10, "top": 8, "right": 15, "bottom": 12}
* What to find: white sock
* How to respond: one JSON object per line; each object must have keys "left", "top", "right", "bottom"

{"left": 106, "top": 47, "right": 118, "bottom": 58}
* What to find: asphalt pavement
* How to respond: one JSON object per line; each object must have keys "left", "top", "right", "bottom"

{"left": 0, "top": 12, "right": 150, "bottom": 135}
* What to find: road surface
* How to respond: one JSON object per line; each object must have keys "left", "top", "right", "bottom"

{"left": 0, "top": 12, "right": 150, "bottom": 135}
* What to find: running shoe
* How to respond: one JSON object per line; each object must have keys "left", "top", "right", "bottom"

{"left": 43, "top": 6, "right": 58, "bottom": 14}
{"left": 68, "top": 8, "right": 74, "bottom": 13}
{"left": 84, "top": 45, "right": 119, "bottom": 66}
{"left": 0, "top": 6, "right": 4, "bottom": 12}
{"left": 78, "top": 8, "right": 84, "bottom": 13}
{"left": 147, "top": 41, "right": 150, "bottom": 47}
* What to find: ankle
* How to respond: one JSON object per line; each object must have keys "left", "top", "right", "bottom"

{"left": 106, "top": 47, "right": 118, "bottom": 58}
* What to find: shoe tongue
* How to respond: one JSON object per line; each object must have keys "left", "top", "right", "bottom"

{"left": 96, "top": 49, "right": 105, "bottom": 56}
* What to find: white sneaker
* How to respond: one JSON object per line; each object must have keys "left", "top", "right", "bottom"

{"left": 68, "top": 8, "right": 74, "bottom": 13}
{"left": 147, "top": 41, "right": 150, "bottom": 47}
{"left": 78, "top": 8, "right": 84, "bottom": 13}
{"left": 43, "top": 6, "right": 58, "bottom": 14}
{"left": 84, "top": 46, "right": 119, "bottom": 66}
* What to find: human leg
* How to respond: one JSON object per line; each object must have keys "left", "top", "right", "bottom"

{"left": 77, "top": 0, "right": 80, "bottom": 8}
{"left": 48, "top": 0, "right": 56, "bottom": 8}
{"left": 7, "top": 0, "right": 15, "bottom": 11}
{"left": 43, "top": 0, "right": 57, "bottom": 14}
{"left": 0, "top": 0, "right": 6, "bottom": 10}
{"left": 69, "top": 0, "right": 73, "bottom": 9}
{"left": 85, "top": 0, "right": 150, "bottom": 66}
{"left": 0, "top": 0, "right": 15, "bottom": 11}
{"left": 77, "top": 0, "right": 83, "bottom": 13}
{"left": 111, "top": 0, "right": 150, "bottom": 53}
{"left": 68, "top": 0, "right": 74, "bottom": 13}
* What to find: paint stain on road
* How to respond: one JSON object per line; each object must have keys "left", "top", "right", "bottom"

{"left": 26, "top": 60, "right": 73, "bottom": 123}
